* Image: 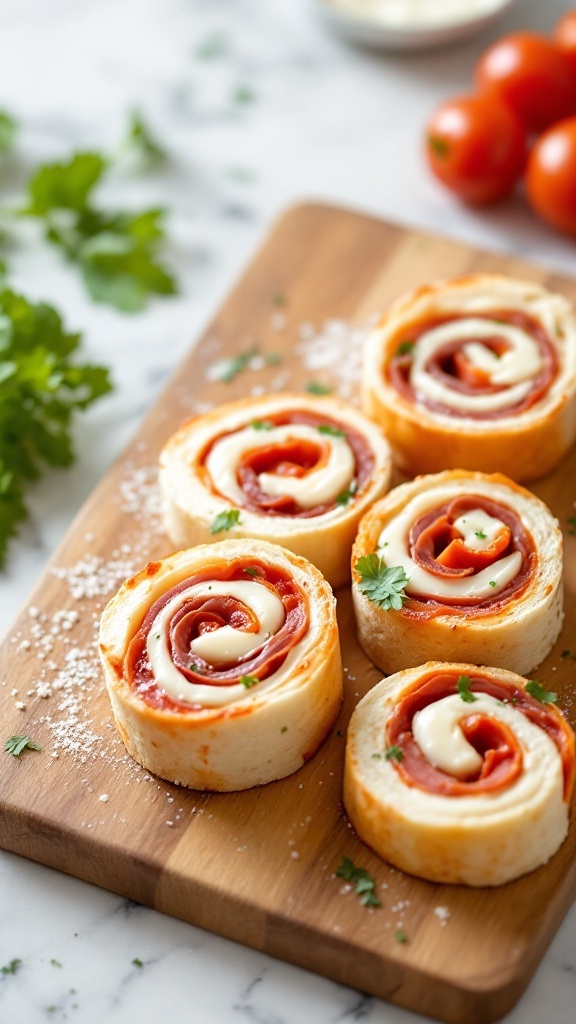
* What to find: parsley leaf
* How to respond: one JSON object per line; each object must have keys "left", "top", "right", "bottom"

{"left": 395, "top": 340, "right": 415, "bottom": 356}
{"left": 243, "top": 566, "right": 260, "bottom": 577}
{"left": 250, "top": 419, "right": 273, "bottom": 431}
{"left": 317, "top": 424, "right": 345, "bottom": 438}
{"left": 123, "top": 111, "right": 166, "bottom": 166}
{"left": 336, "top": 480, "right": 357, "bottom": 507}
{"left": 24, "top": 152, "right": 177, "bottom": 312}
{"left": 210, "top": 509, "right": 242, "bottom": 534}
{"left": 336, "top": 856, "right": 381, "bottom": 909}
{"left": 132, "top": 957, "right": 144, "bottom": 968}
{"left": 475, "top": 530, "right": 487, "bottom": 540}
{"left": 525, "top": 679, "right": 558, "bottom": 705}
{"left": 4, "top": 735, "right": 42, "bottom": 756}
{"left": 395, "top": 930, "right": 408, "bottom": 943}
{"left": 354, "top": 555, "right": 409, "bottom": 611}
{"left": 1, "top": 958, "right": 22, "bottom": 975}
{"left": 456, "top": 675, "right": 477, "bottom": 703}
{"left": 239, "top": 675, "right": 258, "bottom": 688}
{"left": 305, "top": 381, "right": 333, "bottom": 395}
{"left": 0, "top": 285, "right": 112, "bottom": 565}
{"left": 384, "top": 745, "right": 404, "bottom": 762}
{"left": 0, "top": 111, "right": 17, "bottom": 156}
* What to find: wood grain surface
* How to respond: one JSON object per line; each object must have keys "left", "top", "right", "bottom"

{"left": 1, "top": 203, "right": 575, "bottom": 1024}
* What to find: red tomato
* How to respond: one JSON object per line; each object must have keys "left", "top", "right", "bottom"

{"left": 425, "top": 94, "right": 527, "bottom": 205}
{"left": 475, "top": 32, "right": 576, "bottom": 133}
{"left": 554, "top": 10, "right": 576, "bottom": 80}
{"left": 525, "top": 116, "right": 576, "bottom": 237}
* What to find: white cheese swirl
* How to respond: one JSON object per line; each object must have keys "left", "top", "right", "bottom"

{"left": 146, "top": 580, "right": 288, "bottom": 708}
{"left": 205, "top": 423, "right": 355, "bottom": 510}
{"left": 377, "top": 484, "right": 522, "bottom": 601}
{"left": 410, "top": 317, "right": 543, "bottom": 414}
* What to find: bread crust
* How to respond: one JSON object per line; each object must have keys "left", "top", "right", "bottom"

{"left": 362, "top": 274, "right": 576, "bottom": 481}
{"left": 159, "top": 393, "right": 392, "bottom": 588}
{"left": 344, "top": 662, "right": 573, "bottom": 886}
{"left": 99, "top": 540, "right": 342, "bottom": 791}
{"left": 351, "top": 470, "right": 563, "bottom": 676}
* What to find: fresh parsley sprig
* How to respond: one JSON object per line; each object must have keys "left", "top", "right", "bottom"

{"left": 456, "top": 675, "right": 478, "bottom": 704}
{"left": 336, "top": 856, "right": 381, "bottom": 908}
{"left": 354, "top": 555, "right": 409, "bottom": 611}
{"left": 0, "top": 286, "right": 111, "bottom": 566}
{"left": 210, "top": 509, "right": 242, "bottom": 534}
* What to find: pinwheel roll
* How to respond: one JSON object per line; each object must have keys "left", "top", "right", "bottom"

{"left": 344, "top": 662, "right": 575, "bottom": 886}
{"left": 362, "top": 274, "right": 576, "bottom": 481}
{"left": 160, "top": 393, "right": 392, "bottom": 588}
{"left": 351, "top": 470, "right": 563, "bottom": 676}
{"left": 99, "top": 540, "right": 342, "bottom": 791}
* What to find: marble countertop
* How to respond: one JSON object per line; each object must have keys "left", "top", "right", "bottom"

{"left": 1, "top": 1, "right": 575, "bottom": 1021}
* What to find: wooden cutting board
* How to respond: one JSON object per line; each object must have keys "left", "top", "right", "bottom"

{"left": 1, "top": 203, "right": 575, "bottom": 1024}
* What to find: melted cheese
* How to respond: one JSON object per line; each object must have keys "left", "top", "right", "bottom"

{"left": 205, "top": 423, "right": 355, "bottom": 510}
{"left": 377, "top": 485, "right": 522, "bottom": 600}
{"left": 451, "top": 508, "right": 507, "bottom": 552}
{"left": 146, "top": 580, "right": 285, "bottom": 707}
{"left": 410, "top": 318, "right": 543, "bottom": 414}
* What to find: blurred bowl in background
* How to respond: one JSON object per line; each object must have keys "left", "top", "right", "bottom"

{"left": 308, "top": 0, "right": 521, "bottom": 51}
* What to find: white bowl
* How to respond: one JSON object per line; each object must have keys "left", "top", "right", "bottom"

{"left": 308, "top": 0, "right": 520, "bottom": 51}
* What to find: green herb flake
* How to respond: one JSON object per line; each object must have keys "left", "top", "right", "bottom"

{"left": 317, "top": 424, "right": 345, "bottom": 438}
{"left": 456, "top": 675, "right": 478, "bottom": 704}
{"left": 336, "top": 480, "right": 357, "bottom": 507}
{"left": 239, "top": 675, "right": 259, "bottom": 689}
{"left": 233, "top": 85, "right": 256, "bottom": 105}
{"left": 354, "top": 555, "right": 410, "bottom": 611}
{"left": 132, "top": 957, "right": 144, "bottom": 968}
{"left": 272, "top": 293, "right": 286, "bottom": 307}
{"left": 428, "top": 135, "right": 449, "bottom": 158}
{"left": 568, "top": 516, "right": 576, "bottom": 536}
{"left": 525, "top": 679, "right": 558, "bottom": 705}
{"left": 475, "top": 530, "right": 487, "bottom": 540}
{"left": 265, "top": 352, "right": 282, "bottom": 366}
{"left": 336, "top": 856, "right": 381, "bottom": 909}
{"left": 243, "top": 567, "right": 260, "bottom": 577}
{"left": 305, "top": 381, "right": 333, "bottom": 396}
{"left": 4, "top": 735, "right": 42, "bottom": 757}
{"left": 384, "top": 745, "right": 404, "bottom": 763}
{"left": 210, "top": 346, "right": 259, "bottom": 383}
{"left": 371, "top": 753, "right": 382, "bottom": 760}
{"left": 281, "top": 726, "right": 288, "bottom": 733}
{"left": 489, "top": 580, "right": 497, "bottom": 587}
{"left": 561, "top": 650, "right": 574, "bottom": 660}
{"left": 0, "top": 110, "right": 17, "bottom": 155}
{"left": 123, "top": 110, "right": 167, "bottom": 165}
{"left": 395, "top": 929, "right": 408, "bottom": 943}
{"left": 189, "top": 662, "right": 199, "bottom": 673}
{"left": 1, "top": 958, "right": 22, "bottom": 975}
{"left": 210, "top": 509, "right": 242, "bottom": 534}
{"left": 251, "top": 419, "right": 273, "bottom": 431}
{"left": 50, "top": 959, "right": 62, "bottom": 968}
{"left": 395, "top": 340, "right": 415, "bottom": 357}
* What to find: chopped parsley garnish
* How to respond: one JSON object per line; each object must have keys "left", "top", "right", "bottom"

{"left": 525, "top": 679, "right": 558, "bottom": 704}
{"left": 272, "top": 293, "right": 286, "bottom": 307}
{"left": 336, "top": 856, "right": 381, "bottom": 908}
{"left": 317, "top": 424, "right": 345, "bottom": 438}
{"left": 239, "top": 675, "right": 258, "bottom": 688}
{"left": 354, "top": 555, "right": 410, "bottom": 611}
{"left": 489, "top": 580, "right": 497, "bottom": 587}
{"left": 384, "top": 745, "right": 404, "bottom": 763}
{"left": 456, "top": 675, "right": 477, "bottom": 703}
{"left": 568, "top": 516, "right": 576, "bottom": 536}
{"left": 395, "top": 930, "right": 408, "bottom": 943}
{"left": 123, "top": 111, "right": 166, "bottom": 166}
{"left": 210, "top": 509, "right": 242, "bottom": 534}
{"left": 336, "top": 480, "right": 357, "bottom": 507}
{"left": 371, "top": 753, "right": 382, "bottom": 760}
{"left": 251, "top": 419, "right": 273, "bottom": 431}
{"left": 243, "top": 566, "right": 260, "bottom": 577}
{"left": 1, "top": 958, "right": 22, "bottom": 975}
{"left": 475, "top": 530, "right": 487, "bottom": 540}
{"left": 50, "top": 959, "right": 62, "bottom": 968}
{"left": 281, "top": 725, "right": 288, "bottom": 733}
{"left": 305, "top": 381, "right": 333, "bottom": 395}
{"left": 132, "top": 957, "right": 144, "bottom": 968}
{"left": 4, "top": 735, "right": 42, "bottom": 757}
{"left": 395, "top": 340, "right": 415, "bottom": 357}
{"left": 189, "top": 662, "right": 199, "bottom": 673}
{"left": 428, "top": 134, "right": 449, "bottom": 158}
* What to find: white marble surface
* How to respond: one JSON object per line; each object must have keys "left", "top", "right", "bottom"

{"left": 0, "top": 0, "right": 575, "bottom": 1021}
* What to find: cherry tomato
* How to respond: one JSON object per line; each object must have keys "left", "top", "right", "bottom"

{"left": 554, "top": 10, "right": 576, "bottom": 81}
{"left": 475, "top": 32, "right": 576, "bottom": 134}
{"left": 425, "top": 94, "right": 527, "bottom": 206}
{"left": 525, "top": 116, "right": 576, "bottom": 237}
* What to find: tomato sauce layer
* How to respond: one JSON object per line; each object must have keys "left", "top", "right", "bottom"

{"left": 403, "top": 494, "right": 536, "bottom": 619}
{"left": 386, "top": 671, "right": 575, "bottom": 799}
{"left": 200, "top": 410, "right": 375, "bottom": 517}
{"left": 125, "top": 558, "right": 308, "bottom": 711}
{"left": 388, "top": 310, "right": 558, "bottom": 419}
